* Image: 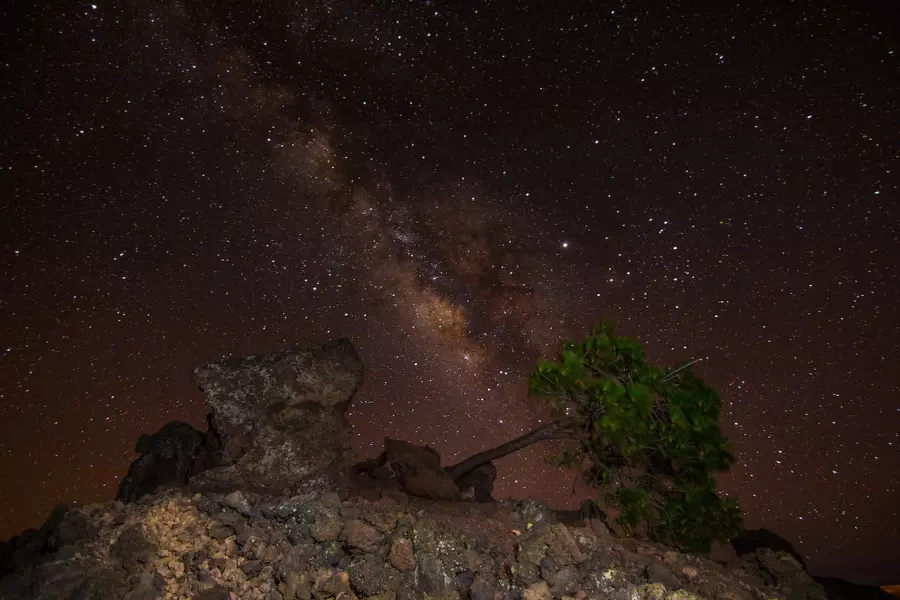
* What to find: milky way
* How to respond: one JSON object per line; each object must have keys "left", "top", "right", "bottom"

{"left": 2, "top": 0, "right": 898, "bottom": 584}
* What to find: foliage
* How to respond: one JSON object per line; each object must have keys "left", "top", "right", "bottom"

{"left": 527, "top": 319, "right": 742, "bottom": 552}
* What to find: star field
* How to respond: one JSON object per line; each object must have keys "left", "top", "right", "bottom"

{"left": 1, "top": 0, "right": 898, "bottom": 585}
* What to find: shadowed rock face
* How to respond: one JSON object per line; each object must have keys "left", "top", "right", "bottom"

{"left": 116, "top": 420, "right": 220, "bottom": 503}
{"left": 455, "top": 462, "right": 497, "bottom": 502}
{"left": 353, "top": 438, "right": 498, "bottom": 502}
{"left": 189, "top": 338, "right": 364, "bottom": 494}
{"left": 384, "top": 438, "right": 461, "bottom": 501}
{"left": 732, "top": 528, "right": 806, "bottom": 568}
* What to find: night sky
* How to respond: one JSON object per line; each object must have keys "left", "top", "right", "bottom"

{"left": 2, "top": 0, "right": 898, "bottom": 585}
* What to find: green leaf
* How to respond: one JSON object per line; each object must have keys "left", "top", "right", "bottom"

{"left": 628, "top": 383, "right": 653, "bottom": 414}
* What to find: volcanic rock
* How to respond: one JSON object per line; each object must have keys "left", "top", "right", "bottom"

{"left": 189, "top": 338, "right": 363, "bottom": 494}
{"left": 116, "top": 420, "right": 219, "bottom": 503}
{"left": 454, "top": 462, "right": 497, "bottom": 502}
{"left": 383, "top": 438, "right": 462, "bottom": 501}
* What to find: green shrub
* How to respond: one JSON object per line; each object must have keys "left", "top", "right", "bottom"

{"left": 527, "top": 319, "right": 742, "bottom": 552}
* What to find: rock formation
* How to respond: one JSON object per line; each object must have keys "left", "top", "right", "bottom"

{"left": 116, "top": 420, "right": 221, "bottom": 504}
{"left": 113, "top": 338, "right": 365, "bottom": 504}
{"left": 731, "top": 529, "right": 806, "bottom": 569}
{"left": 0, "top": 338, "right": 834, "bottom": 600}
{"left": 189, "top": 337, "right": 364, "bottom": 495}
{"left": 0, "top": 485, "right": 831, "bottom": 600}
{"left": 352, "top": 438, "right": 498, "bottom": 503}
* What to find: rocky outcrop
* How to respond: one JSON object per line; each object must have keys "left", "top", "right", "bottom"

{"left": 0, "top": 338, "right": 832, "bottom": 600}
{"left": 456, "top": 463, "right": 497, "bottom": 502}
{"left": 116, "top": 420, "right": 221, "bottom": 503}
{"left": 116, "top": 338, "right": 364, "bottom": 502}
{"left": 731, "top": 529, "right": 806, "bottom": 569}
{"left": 739, "top": 548, "right": 827, "bottom": 600}
{"left": 0, "top": 486, "right": 829, "bottom": 600}
{"left": 353, "top": 438, "right": 498, "bottom": 502}
{"left": 382, "top": 438, "right": 462, "bottom": 501}
{"left": 0, "top": 503, "right": 96, "bottom": 578}
{"left": 190, "top": 338, "right": 363, "bottom": 495}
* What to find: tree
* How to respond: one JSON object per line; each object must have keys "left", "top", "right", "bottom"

{"left": 446, "top": 319, "right": 742, "bottom": 552}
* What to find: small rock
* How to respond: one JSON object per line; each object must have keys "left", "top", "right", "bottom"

{"left": 225, "top": 490, "right": 252, "bottom": 515}
{"left": 348, "top": 554, "right": 401, "bottom": 597}
{"left": 344, "top": 519, "right": 383, "bottom": 552}
{"left": 208, "top": 523, "right": 234, "bottom": 541}
{"left": 453, "top": 570, "right": 476, "bottom": 594}
{"left": 311, "top": 507, "right": 344, "bottom": 542}
{"left": 512, "top": 561, "right": 543, "bottom": 586}
{"left": 716, "top": 590, "right": 753, "bottom": 600}
{"left": 551, "top": 566, "right": 582, "bottom": 596}
{"left": 680, "top": 566, "right": 699, "bottom": 581}
{"left": 418, "top": 554, "right": 447, "bottom": 593}
{"left": 195, "top": 584, "right": 232, "bottom": 600}
{"left": 341, "top": 505, "right": 361, "bottom": 520}
{"left": 318, "top": 540, "right": 346, "bottom": 566}
{"left": 471, "top": 579, "right": 493, "bottom": 600}
{"left": 523, "top": 581, "right": 553, "bottom": 600}
{"left": 540, "top": 556, "right": 559, "bottom": 582}
{"left": 390, "top": 538, "right": 416, "bottom": 572}
{"left": 634, "top": 583, "right": 668, "bottom": 600}
{"left": 241, "top": 559, "right": 263, "bottom": 577}
{"left": 647, "top": 563, "right": 682, "bottom": 590}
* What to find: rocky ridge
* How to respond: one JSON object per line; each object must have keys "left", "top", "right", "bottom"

{"left": 0, "top": 486, "right": 828, "bottom": 600}
{"left": 0, "top": 339, "right": 830, "bottom": 600}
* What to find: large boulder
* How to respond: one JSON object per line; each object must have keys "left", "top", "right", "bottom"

{"left": 740, "top": 548, "right": 827, "bottom": 600}
{"left": 116, "top": 420, "right": 219, "bottom": 503}
{"left": 732, "top": 528, "right": 806, "bottom": 568}
{"left": 189, "top": 338, "right": 364, "bottom": 494}
{"left": 384, "top": 438, "right": 461, "bottom": 501}
{"left": 353, "top": 439, "right": 465, "bottom": 501}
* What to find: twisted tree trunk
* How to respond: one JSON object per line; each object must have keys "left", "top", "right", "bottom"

{"left": 445, "top": 418, "right": 577, "bottom": 480}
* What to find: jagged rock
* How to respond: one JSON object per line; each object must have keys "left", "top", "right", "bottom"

{"left": 635, "top": 583, "right": 668, "bottom": 600}
{"left": 740, "top": 548, "right": 827, "bottom": 600}
{"left": 390, "top": 538, "right": 416, "bottom": 572}
{"left": 732, "top": 529, "right": 806, "bottom": 568}
{"left": 512, "top": 561, "right": 543, "bottom": 585}
{"left": 0, "top": 484, "right": 823, "bottom": 600}
{"left": 0, "top": 502, "right": 97, "bottom": 578}
{"left": 355, "top": 440, "right": 497, "bottom": 503}
{"left": 550, "top": 565, "right": 581, "bottom": 596}
{"left": 116, "top": 420, "right": 220, "bottom": 503}
{"left": 189, "top": 338, "right": 364, "bottom": 494}
{"left": 454, "top": 463, "right": 497, "bottom": 502}
{"left": 523, "top": 580, "right": 553, "bottom": 600}
{"left": 471, "top": 578, "right": 494, "bottom": 600}
{"left": 417, "top": 553, "right": 448, "bottom": 593}
{"left": 312, "top": 507, "right": 344, "bottom": 542}
{"left": 343, "top": 519, "right": 383, "bottom": 552}
{"left": 646, "top": 563, "right": 682, "bottom": 590}
{"left": 513, "top": 499, "right": 558, "bottom": 528}
{"left": 348, "top": 554, "right": 404, "bottom": 596}
{"left": 383, "top": 438, "right": 462, "bottom": 501}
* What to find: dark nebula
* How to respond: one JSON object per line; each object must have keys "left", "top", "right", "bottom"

{"left": 1, "top": 0, "right": 898, "bottom": 585}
